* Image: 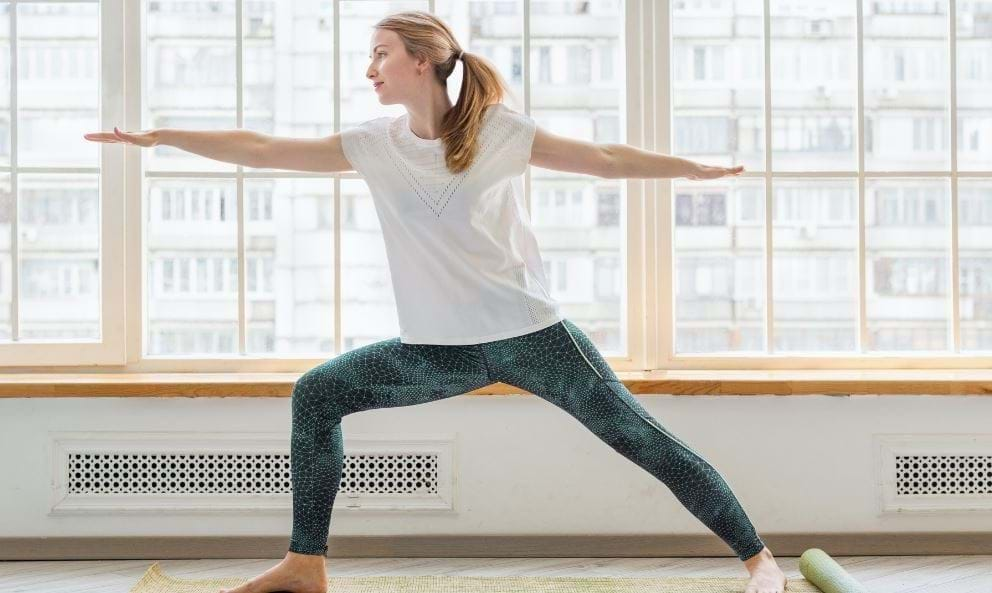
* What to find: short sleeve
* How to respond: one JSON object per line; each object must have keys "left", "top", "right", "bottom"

{"left": 494, "top": 104, "right": 537, "bottom": 177}
{"left": 339, "top": 118, "right": 381, "bottom": 178}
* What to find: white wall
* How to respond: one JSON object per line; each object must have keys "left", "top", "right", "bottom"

{"left": 1, "top": 393, "right": 991, "bottom": 540}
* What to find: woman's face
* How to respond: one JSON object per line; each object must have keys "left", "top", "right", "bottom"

{"left": 366, "top": 29, "right": 424, "bottom": 106}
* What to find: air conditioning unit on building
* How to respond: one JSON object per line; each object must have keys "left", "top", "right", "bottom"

{"left": 805, "top": 19, "right": 833, "bottom": 37}
{"left": 799, "top": 222, "right": 818, "bottom": 239}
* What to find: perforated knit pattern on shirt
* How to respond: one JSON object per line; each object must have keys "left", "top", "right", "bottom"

{"left": 381, "top": 109, "right": 510, "bottom": 218}
{"left": 340, "top": 103, "right": 562, "bottom": 345}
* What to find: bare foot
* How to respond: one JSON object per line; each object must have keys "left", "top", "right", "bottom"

{"left": 219, "top": 551, "right": 328, "bottom": 593}
{"left": 743, "top": 546, "right": 787, "bottom": 593}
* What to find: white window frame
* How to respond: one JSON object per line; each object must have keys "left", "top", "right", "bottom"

{"left": 6, "top": 0, "right": 989, "bottom": 372}
{"left": 1, "top": 0, "right": 125, "bottom": 366}
{"left": 655, "top": 0, "right": 991, "bottom": 370}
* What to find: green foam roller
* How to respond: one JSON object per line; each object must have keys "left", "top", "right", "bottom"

{"left": 799, "top": 548, "right": 870, "bottom": 593}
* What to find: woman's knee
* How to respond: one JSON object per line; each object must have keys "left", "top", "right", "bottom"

{"left": 291, "top": 363, "right": 355, "bottom": 417}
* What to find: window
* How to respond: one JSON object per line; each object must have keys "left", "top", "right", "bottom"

{"left": 7, "top": 0, "right": 988, "bottom": 372}
{"left": 0, "top": 2, "right": 123, "bottom": 365}
{"left": 669, "top": 0, "right": 991, "bottom": 363}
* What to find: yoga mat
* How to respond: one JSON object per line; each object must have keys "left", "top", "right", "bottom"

{"left": 129, "top": 561, "right": 824, "bottom": 593}
{"left": 798, "top": 548, "right": 870, "bottom": 593}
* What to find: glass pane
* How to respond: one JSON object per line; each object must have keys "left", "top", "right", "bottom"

{"left": 957, "top": 0, "right": 992, "bottom": 171}
{"left": 436, "top": 0, "right": 525, "bottom": 112}
{"left": 770, "top": 1, "right": 857, "bottom": 171}
{"left": 145, "top": 0, "right": 237, "bottom": 172}
{"left": 340, "top": 178, "right": 400, "bottom": 348}
{"left": 243, "top": 2, "right": 334, "bottom": 170}
{"left": 18, "top": 174, "right": 100, "bottom": 340}
{"left": 341, "top": 1, "right": 428, "bottom": 128}
{"left": 674, "top": 177, "right": 765, "bottom": 354}
{"left": 145, "top": 179, "right": 238, "bottom": 355}
{"left": 863, "top": 0, "right": 950, "bottom": 171}
{"left": 866, "top": 178, "right": 950, "bottom": 351}
{"left": 531, "top": 0, "right": 626, "bottom": 355}
{"left": 17, "top": 3, "right": 98, "bottom": 168}
{"left": 245, "top": 179, "right": 335, "bottom": 355}
{"left": 772, "top": 179, "right": 858, "bottom": 352}
{"left": 672, "top": 0, "right": 764, "bottom": 171}
{"left": 0, "top": 178, "right": 8, "bottom": 340}
{"left": 959, "top": 179, "right": 992, "bottom": 352}
{"left": 0, "top": 6, "right": 9, "bottom": 168}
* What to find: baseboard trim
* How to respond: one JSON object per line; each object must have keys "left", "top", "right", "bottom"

{"left": 1, "top": 533, "right": 990, "bottom": 560}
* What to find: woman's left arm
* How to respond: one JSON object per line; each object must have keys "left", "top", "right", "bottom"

{"left": 530, "top": 125, "right": 743, "bottom": 180}
{"left": 603, "top": 143, "right": 744, "bottom": 180}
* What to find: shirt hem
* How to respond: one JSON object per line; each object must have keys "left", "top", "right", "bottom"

{"left": 399, "top": 315, "right": 564, "bottom": 346}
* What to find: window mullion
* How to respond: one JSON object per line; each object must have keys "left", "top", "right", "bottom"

{"left": 763, "top": 0, "right": 773, "bottom": 354}
{"left": 949, "top": 0, "right": 960, "bottom": 353}
{"left": 857, "top": 0, "right": 867, "bottom": 354}
{"left": 523, "top": 0, "right": 530, "bottom": 213}
{"left": 654, "top": 0, "right": 670, "bottom": 371}
{"left": 236, "top": 0, "right": 246, "bottom": 355}
{"left": 10, "top": 5, "right": 18, "bottom": 341}
{"left": 334, "top": 0, "right": 341, "bottom": 355}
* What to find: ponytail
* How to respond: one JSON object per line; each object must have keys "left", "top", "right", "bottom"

{"left": 373, "top": 10, "right": 517, "bottom": 174}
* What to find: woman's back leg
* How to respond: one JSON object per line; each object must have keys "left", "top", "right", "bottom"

{"left": 481, "top": 319, "right": 767, "bottom": 562}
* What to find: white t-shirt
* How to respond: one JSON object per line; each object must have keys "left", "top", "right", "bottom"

{"left": 340, "top": 102, "right": 563, "bottom": 345}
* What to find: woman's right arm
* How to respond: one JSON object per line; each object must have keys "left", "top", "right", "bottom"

{"left": 161, "top": 128, "right": 355, "bottom": 173}
{"left": 251, "top": 132, "right": 354, "bottom": 173}
{"left": 157, "top": 128, "right": 267, "bottom": 168}
{"left": 84, "top": 127, "right": 356, "bottom": 173}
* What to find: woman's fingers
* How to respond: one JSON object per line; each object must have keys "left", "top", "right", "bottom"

{"left": 83, "top": 127, "right": 155, "bottom": 146}
{"left": 686, "top": 164, "right": 744, "bottom": 180}
{"left": 717, "top": 165, "right": 744, "bottom": 178}
{"left": 82, "top": 129, "right": 129, "bottom": 143}
{"left": 83, "top": 131, "right": 124, "bottom": 143}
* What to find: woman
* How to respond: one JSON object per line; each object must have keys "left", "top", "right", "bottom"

{"left": 85, "top": 10, "right": 785, "bottom": 593}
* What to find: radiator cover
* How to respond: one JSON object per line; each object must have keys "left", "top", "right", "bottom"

{"left": 877, "top": 434, "right": 992, "bottom": 513}
{"left": 48, "top": 431, "right": 455, "bottom": 515}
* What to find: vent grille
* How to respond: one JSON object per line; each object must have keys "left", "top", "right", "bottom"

{"left": 896, "top": 454, "right": 992, "bottom": 496}
{"left": 878, "top": 434, "right": 992, "bottom": 513}
{"left": 67, "top": 452, "right": 439, "bottom": 496}
{"left": 49, "top": 432, "right": 455, "bottom": 515}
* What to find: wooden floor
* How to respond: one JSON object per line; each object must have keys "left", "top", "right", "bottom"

{"left": 1, "top": 556, "right": 991, "bottom": 593}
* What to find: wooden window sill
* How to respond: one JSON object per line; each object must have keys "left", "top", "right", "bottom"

{"left": 0, "top": 370, "right": 989, "bottom": 397}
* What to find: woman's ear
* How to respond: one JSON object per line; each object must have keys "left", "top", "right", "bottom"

{"left": 415, "top": 53, "right": 431, "bottom": 75}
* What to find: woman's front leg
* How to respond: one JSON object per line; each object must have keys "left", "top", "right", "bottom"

{"left": 222, "top": 338, "right": 491, "bottom": 593}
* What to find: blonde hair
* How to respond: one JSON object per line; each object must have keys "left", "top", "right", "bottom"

{"left": 373, "top": 10, "right": 517, "bottom": 174}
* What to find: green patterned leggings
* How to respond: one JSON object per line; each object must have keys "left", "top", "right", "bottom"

{"left": 288, "top": 318, "right": 766, "bottom": 562}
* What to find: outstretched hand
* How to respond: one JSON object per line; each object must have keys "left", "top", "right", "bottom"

{"left": 83, "top": 126, "right": 159, "bottom": 147}
{"left": 685, "top": 163, "right": 744, "bottom": 180}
